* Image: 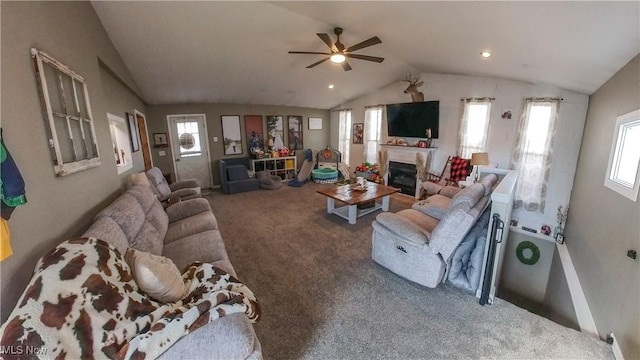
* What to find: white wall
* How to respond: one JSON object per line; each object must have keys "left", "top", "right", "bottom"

{"left": 332, "top": 72, "right": 588, "bottom": 231}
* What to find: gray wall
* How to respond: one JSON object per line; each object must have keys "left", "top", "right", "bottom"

{"left": 145, "top": 104, "right": 330, "bottom": 186}
{"left": 561, "top": 54, "right": 640, "bottom": 357}
{"left": 0, "top": 1, "right": 146, "bottom": 320}
{"left": 544, "top": 249, "right": 580, "bottom": 331}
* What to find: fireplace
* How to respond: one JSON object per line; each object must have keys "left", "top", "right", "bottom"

{"left": 388, "top": 161, "right": 416, "bottom": 196}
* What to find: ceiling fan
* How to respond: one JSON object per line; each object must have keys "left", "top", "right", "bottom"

{"left": 288, "top": 27, "right": 384, "bottom": 71}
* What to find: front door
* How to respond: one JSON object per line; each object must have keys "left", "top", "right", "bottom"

{"left": 168, "top": 114, "right": 212, "bottom": 189}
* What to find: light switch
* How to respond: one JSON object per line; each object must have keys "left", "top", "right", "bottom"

{"left": 159, "top": 150, "right": 166, "bottom": 156}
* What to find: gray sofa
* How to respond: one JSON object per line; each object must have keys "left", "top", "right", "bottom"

{"left": 83, "top": 185, "right": 262, "bottom": 359}
{"left": 219, "top": 158, "right": 260, "bottom": 194}
{"left": 371, "top": 174, "right": 498, "bottom": 288}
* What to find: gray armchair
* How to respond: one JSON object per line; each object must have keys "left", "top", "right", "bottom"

{"left": 145, "top": 167, "right": 201, "bottom": 204}
{"left": 256, "top": 170, "right": 283, "bottom": 190}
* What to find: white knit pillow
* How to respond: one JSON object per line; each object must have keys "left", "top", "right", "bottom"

{"left": 125, "top": 248, "right": 187, "bottom": 303}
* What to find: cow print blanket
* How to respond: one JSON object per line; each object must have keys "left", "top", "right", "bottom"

{"left": 0, "top": 237, "right": 260, "bottom": 359}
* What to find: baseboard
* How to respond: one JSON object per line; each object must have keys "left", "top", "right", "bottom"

{"left": 556, "top": 242, "right": 599, "bottom": 338}
{"left": 609, "top": 333, "right": 625, "bottom": 360}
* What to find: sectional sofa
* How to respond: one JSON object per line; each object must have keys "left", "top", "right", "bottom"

{"left": 0, "top": 185, "right": 262, "bottom": 359}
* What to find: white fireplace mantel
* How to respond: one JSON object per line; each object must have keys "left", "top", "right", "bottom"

{"left": 379, "top": 144, "right": 438, "bottom": 198}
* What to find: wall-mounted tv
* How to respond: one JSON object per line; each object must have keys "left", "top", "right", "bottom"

{"left": 386, "top": 101, "right": 439, "bottom": 139}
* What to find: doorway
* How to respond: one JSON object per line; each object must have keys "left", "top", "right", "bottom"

{"left": 167, "top": 114, "right": 212, "bottom": 189}
{"left": 135, "top": 110, "right": 153, "bottom": 171}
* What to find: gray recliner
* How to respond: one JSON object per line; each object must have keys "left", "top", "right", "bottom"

{"left": 145, "top": 167, "right": 201, "bottom": 204}
{"left": 256, "top": 170, "right": 283, "bottom": 190}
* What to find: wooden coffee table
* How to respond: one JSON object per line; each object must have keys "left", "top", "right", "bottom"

{"left": 316, "top": 183, "right": 400, "bottom": 224}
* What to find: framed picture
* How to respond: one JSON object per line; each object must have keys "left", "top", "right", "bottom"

{"left": 153, "top": 132, "right": 168, "bottom": 148}
{"left": 245, "top": 115, "right": 264, "bottom": 152}
{"left": 266, "top": 115, "right": 285, "bottom": 150}
{"left": 221, "top": 115, "right": 243, "bottom": 155}
{"left": 126, "top": 112, "right": 140, "bottom": 152}
{"left": 555, "top": 233, "right": 565, "bottom": 244}
{"left": 353, "top": 123, "right": 364, "bottom": 144}
{"left": 309, "top": 117, "right": 322, "bottom": 130}
{"left": 287, "top": 115, "right": 303, "bottom": 150}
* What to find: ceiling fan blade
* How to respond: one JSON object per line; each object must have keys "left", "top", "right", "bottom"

{"left": 316, "top": 33, "right": 335, "bottom": 50}
{"left": 306, "top": 57, "right": 330, "bottom": 68}
{"left": 345, "top": 36, "right": 382, "bottom": 53}
{"left": 289, "top": 51, "right": 331, "bottom": 55}
{"left": 341, "top": 61, "right": 352, "bottom": 71}
{"left": 345, "top": 53, "right": 385, "bottom": 63}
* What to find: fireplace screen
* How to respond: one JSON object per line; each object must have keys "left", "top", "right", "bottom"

{"left": 388, "top": 161, "right": 417, "bottom": 196}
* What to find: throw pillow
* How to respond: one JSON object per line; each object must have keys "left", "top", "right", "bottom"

{"left": 449, "top": 157, "right": 471, "bottom": 183}
{"left": 125, "top": 248, "right": 187, "bottom": 303}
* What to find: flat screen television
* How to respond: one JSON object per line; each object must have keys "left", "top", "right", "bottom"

{"left": 386, "top": 101, "right": 439, "bottom": 139}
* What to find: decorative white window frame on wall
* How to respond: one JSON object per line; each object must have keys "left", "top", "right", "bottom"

{"left": 31, "top": 48, "right": 101, "bottom": 176}
{"left": 604, "top": 109, "right": 640, "bottom": 201}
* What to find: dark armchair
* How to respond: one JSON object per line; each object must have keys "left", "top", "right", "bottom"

{"left": 218, "top": 158, "right": 259, "bottom": 194}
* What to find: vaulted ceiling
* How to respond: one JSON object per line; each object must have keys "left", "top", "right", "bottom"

{"left": 91, "top": 1, "right": 640, "bottom": 109}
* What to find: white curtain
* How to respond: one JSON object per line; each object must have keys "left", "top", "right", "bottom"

{"left": 338, "top": 110, "right": 351, "bottom": 166}
{"left": 364, "top": 107, "right": 383, "bottom": 164}
{"left": 457, "top": 99, "right": 492, "bottom": 159}
{"left": 510, "top": 99, "right": 560, "bottom": 213}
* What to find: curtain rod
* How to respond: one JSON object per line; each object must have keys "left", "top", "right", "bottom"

{"left": 364, "top": 104, "right": 385, "bottom": 109}
{"left": 460, "top": 97, "right": 495, "bottom": 102}
{"left": 331, "top": 108, "right": 352, "bottom": 112}
{"left": 524, "top": 97, "right": 564, "bottom": 101}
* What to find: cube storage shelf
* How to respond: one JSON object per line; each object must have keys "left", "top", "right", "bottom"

{"left": 251, "top": 156, "right": 297, "bottom": 181}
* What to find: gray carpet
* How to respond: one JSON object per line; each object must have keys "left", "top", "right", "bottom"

{"left": 206, "top": 183, "right": 613, "bottom": 360}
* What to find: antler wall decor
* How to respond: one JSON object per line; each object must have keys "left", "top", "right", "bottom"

{"left": 402, "top": 74, "right": 424, "bottom": 102}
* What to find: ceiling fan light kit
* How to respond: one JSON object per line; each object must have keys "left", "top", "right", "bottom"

{"left": 289, "top": 27, "right": 384, "bottom": 71}
{"left": 330, "top": 53, "right": 346, "bottom": 64}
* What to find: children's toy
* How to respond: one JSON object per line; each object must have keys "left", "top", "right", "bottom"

{"left": 288, "top": 149, "right": 313, "bottom": 187}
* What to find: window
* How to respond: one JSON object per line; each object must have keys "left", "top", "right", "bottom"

{"left": 31, "top": 48, "right": 100, "bottom": 176}
{"left": 510, "top": 98, "right": 560, "bottom": 213}
{"left": 176, "top": 121, "right": 202, "bottom": 157}
{"left": 108, "top": 113, "right": 133, "bottom": 174}
{"left": 605, "top": 109, "right": 640, "bottom": 201}
{"left": 364, "top": 107, "right": 383, "bottom": 164}
{"left": 338, "top": 110, "right": 352, "bottom": 166}
{"left": 458, "top": 99, "right": 492, "bottom": 159}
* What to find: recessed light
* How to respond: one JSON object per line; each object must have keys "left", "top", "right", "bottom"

{"left": 481, "top": 51, "right": 492, "bottom": 58}
{"left": 328, "top": 84, "right": 335, "bottom": 89}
